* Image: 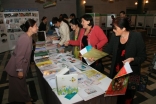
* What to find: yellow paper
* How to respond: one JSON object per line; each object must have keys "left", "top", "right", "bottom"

{"left": 83, "top": 69, "right": 106, "bottom": 81}
{"left": 82, "top": 48, "right": 108, "bottom": 60}
{"left": 36, "top": 60, "right": 52, "bottom": 67}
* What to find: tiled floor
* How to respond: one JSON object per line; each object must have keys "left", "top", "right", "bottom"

{"left": 0, "top": 35, "right": 156, "bottom": 104}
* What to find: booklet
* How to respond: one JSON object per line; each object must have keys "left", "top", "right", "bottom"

{"left": 80, "top": 45, "right": 108, "bottom": 65}
{"left": 105, "top": 62, "right": 133, "bottom": 96}
{"left": 104, "top": 75, "right": 129, "bottom": 96}
{"left": 34, "top": 51, "right": 49, "bottom": 57}
{"left": 56, "top": 68, "right": 78, "bottom": 95}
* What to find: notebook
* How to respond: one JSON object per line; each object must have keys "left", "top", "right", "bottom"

{"left": 56, "top": 68, "right": 78, "bottom": 95}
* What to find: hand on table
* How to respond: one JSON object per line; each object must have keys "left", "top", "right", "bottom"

{"left": 57, "top": 44, "right": 61, "bottom": 48}
{"left": 64, "top": 41, "right": 69, "bottom": 46}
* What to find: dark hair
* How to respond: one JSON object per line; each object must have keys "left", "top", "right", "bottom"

{"left": 20, "top": 19, "right": 36, "bottom": 32}
{"left": 70, "top": 18, "right": 82, "bottom": 28}
{"left": 52, "top": 17, "right": 61, "bottom": 24}
{"left": 62, "top": 14, "right": 68, "bottom": 19}
{"left": 113, "top": 17, "right": 130, "bottom": 31}
{"left": 111, "top": 15, "right": 115, "bottom": 19}
{"left": 41, "top": 16, "right": 47, "bottom": 21}
{"left": 70, "top": 13, "right": 76, "bottom": 18}
{"left": 120, "top": 11, "right": 126, "bottom": 14}
{"left": 81, "top": 14, "right": 94, "bottom": 27}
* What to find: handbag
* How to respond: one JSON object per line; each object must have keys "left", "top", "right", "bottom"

{"left": 127, "top": 74, "right": 148, "bottom": 92}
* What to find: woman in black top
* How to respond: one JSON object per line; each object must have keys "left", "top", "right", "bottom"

{"left": 104, "top": 17, "right": 146, "bottom": 104}
{"left": 39, "top": 16, "right": 47, "bottom": 31}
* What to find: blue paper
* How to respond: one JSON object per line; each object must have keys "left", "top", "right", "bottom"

{"left": 86, "top": 45, "right": 92, "bottom": 51}
{"left": 64, "top": 92, "right": 77, "bottom": 100}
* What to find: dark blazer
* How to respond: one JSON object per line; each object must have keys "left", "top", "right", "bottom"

{"left": 5, "top": 33, "right": 32, "bottom": 77}
{"left": 104, "top": 31, "right": 147, "bottom": 79}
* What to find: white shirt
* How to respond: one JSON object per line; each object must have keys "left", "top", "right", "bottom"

{"left": 59, "top": 21, "right": 70, "bottom": 45}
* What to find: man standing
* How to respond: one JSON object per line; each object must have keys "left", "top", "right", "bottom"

{"left": 52, "top": 17, "right": 70, "bottom": 47}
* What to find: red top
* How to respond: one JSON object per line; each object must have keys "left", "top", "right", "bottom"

{"left": 69, "top": 25, "right": 108, "bottom": 50}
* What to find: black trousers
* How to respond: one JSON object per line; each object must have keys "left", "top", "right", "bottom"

{"left": 117, "top": 89, "right": 136, "bottom": 104}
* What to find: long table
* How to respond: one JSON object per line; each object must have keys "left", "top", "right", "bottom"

{"left": 36, "top": 65, "right": 117, "bottom": 104}
{"left": 34, "top": 40, "right": 117, "bottom": 104}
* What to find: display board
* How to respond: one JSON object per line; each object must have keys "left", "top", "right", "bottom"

{"left": 145, "top": 15, "right": 154, "bottom": 28}
{"left": 106, "top": 14, "right": 116, "bottom": 28}
{"left": 136, "top": 15, "right": 145, "bottom": 28}
{"left": 0, "top": 11, "right": 39, "bottom": 53}
{"left": 0, "top": 12, "right": 9, "bottom": 53}
{"left": 129, "top": 15, "right": 137, "bottom": 27}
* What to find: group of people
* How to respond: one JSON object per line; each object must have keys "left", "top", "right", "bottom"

{"left": 5, "top": 11, "right": 146, "bottom": 104}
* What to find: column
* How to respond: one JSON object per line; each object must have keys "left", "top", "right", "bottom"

{"left": 76, "top": 0, "right": 85, "bottom": 18}
{"left": 137, "top": 0, "right": 145, "bottom": 14}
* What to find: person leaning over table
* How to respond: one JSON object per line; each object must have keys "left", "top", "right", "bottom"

{"left": 104, "top": 17, "right": 146, "bottom": 104}
{"left": 65, "top": 14, "right": 108, "bottom": 73}
{"left": 64, "top": 18, "right": 85, "bottom": 59}
{"left": 5, "top": 19, "right": 38, "bottom": 104}
{"left": 52, "top": 17, "right": 70, "bottom": 48}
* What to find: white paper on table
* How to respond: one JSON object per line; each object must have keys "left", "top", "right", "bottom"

{"left": 52, "top": 40, "right": 60, "bottom": 44}
{"left": 78, "top": 85, "right": 104, "bottom": 101}
{"left": 98, "top": 77, "right": 112, "bottom": 92}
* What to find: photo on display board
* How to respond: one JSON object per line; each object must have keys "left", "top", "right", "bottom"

{"left": 10, "top": 34, "right": 15, "bottom": 40}
{"left": 4, "top": 14, "right": 11, "bottom": 18}
{"left": 6, "top": 20, "right": 9, "bottom": 24}
{"left": 7, "top": 29, "right": 14, "bottom": 33}
{"left": 11, "top": 13, "right": 18, "bottom": 17}
{"left": 0, "top": 19, "right": 3, "bottom": 24}
{"left": 0, "top": 14, "right": 3, "bottom": 18}
{"left": 14, "top": 19, "right": 19, "bottom": 23}
{"left": 19, "top": 13, "right": 25, "bottom": 17}
{"left": 10, "top": 19, "right": 13, "bottom": 23}
{"left": 1, "top": 39, "right": 7, "bottom": 43}
{"left": 1, "top": 33, "right": 8, "bottom": 43}
{"left": 32, "top": 13, "right": 38, "bottom": 17}
{"left": 24, "top": 13, "right": 31, "bottom": 16}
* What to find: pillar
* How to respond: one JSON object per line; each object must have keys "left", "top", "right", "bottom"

{"left": 137, "top": 0, "right": 145, "bottom": 14}
{"left": 76, "top": 0, "right": 85, "bottom": 18}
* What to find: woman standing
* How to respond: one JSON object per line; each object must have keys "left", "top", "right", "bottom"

{"left": 5, "top": 19, "right": 38, "bottom": 104}
{"left": 65, "top": 14, "right": 108, "bottom": 73}
{"left": 39, "top": 16, "right": 47, "bottom": 31}
{"left": 64, "top": 18, "right": 85, "bottom": 59}
{"left": 104, "top": 17, "right": 146, "bottom": 104}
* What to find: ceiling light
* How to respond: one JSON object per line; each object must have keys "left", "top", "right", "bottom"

{"left": 83, "top": 0, "right": 86, "bottom": 4}
{"left": 145, "top": 0, "right": 149, "bottom": 3}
